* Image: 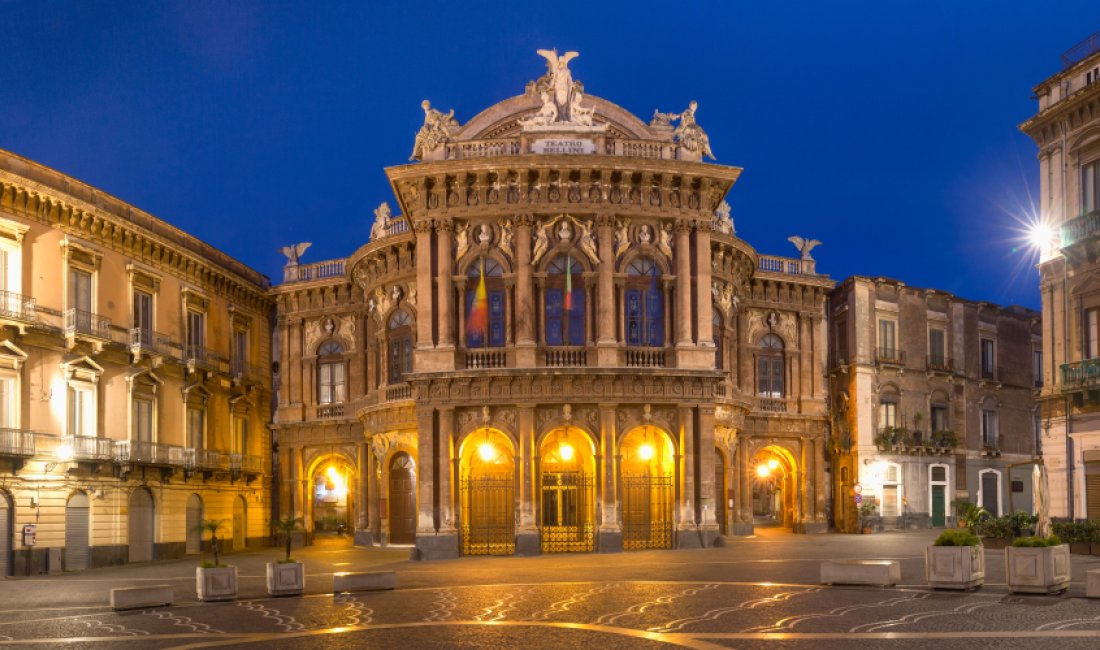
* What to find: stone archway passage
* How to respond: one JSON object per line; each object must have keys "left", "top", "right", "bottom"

{"left": 539, "top": 427, "right": 596, "bottom": 553}
{"left": 620, "top": 426, "right": 676, "bottom": 551}
{"left": 65, "top": 493, "right": 90, "bottom": 571}
{"left": 460, "top": 428, "right": 516, "bottom": 556}
{"left": 388, "top": 453, "right": 417, "bottom": 544}
{"left": 128, "top": 488, "right": 154, "bottom": 563}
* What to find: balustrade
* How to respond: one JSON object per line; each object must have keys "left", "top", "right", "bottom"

{"left": 386, "top": 383, "right": 412, "bottom": 401}
{"left": 757, "top": 255, "right": 803, "bottom": 275}
{"left": 624, "top": 347, "right": 667, "bottom": 368}
{"left": 543, "top": 347, "right": 587, "bottom": 367}
{"left": 465, "top": 349, "right": 507, "bottom": 369}
{"left": 755, "top": 397, "right": 789, "bottom": 413}
{"left": 316, "top": 403, "right": 345, "bottom": 419}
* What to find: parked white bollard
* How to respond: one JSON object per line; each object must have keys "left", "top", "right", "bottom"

{"left": 332, "top": 571, "right": 396, "bottom": 593}
{"left": 820, "top": 560, "right": 900, "bottom": 587}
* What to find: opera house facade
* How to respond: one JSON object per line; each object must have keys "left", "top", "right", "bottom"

{"left": 272, "top": 50, "right": 833, "bottom": 559}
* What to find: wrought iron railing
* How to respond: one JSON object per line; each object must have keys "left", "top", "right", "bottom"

{"left": 184, "top": 344, "right": 228, "bottom": 373}
{"left": 543, "top": 347, "right": 587, "bottom": 367}
{"left": 129, "top": 327, "right": 173, "bottom": 356}
{"left": 927, "top": 355, "right": 954, "bottom": 372}
{"left": 1062, "top": 29, "right": 1100, "bottom": 68}
{"left": 115, "top": 440, "right": 184, "bottom": 466}
{"left": 0, "top": 290, "right": 36, "bottom": 322}
{"left": 64, "top": 308, "right": 111, "bottom": 339}
{"left": 1061, "top": 358, "right": 1100, "bottom": 390}
{"left": 624, "top": 347, "right": 667, "bottom": 368}
{"left": 228, "top": 453, "right": 263, "bottom": 474}
{"left": 461, "top": 475, "right": 516, "bottom": 556}
{"left": 183, "top": 448, "right": 225, "bottom": 470}
{"left": 230, "top": 358, "right": 266, "bottom": 382}
{"left": 0, "top": 428, "right": 34, "bottom": 456}
{"left": 1061, "top": 209, "right": 1100, "bottom": 248}
{"left": 621, "top": 474, "right": 674, "bottom": 551}
{"left": 875, "top": 347, "right": 905, "bottom": 366}
{"left": 59, "top": 435, "right": 114, "bottom": 461}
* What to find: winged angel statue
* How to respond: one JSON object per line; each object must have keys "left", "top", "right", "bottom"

{"left": 787, "top": 236, "right": 822, "bottom": 261}
{"left": 280, "top": 242, "right": 311, "bottom": 265}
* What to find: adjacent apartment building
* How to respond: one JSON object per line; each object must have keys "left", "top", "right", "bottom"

{"left": 0, "top": 150, "right": 272, "bottom": 577}
{"left": 828, "top": 277, "right": 1041, "bottom": 533}
{"left": 1021, "top": 30, "right": 1100, "bottom": 520}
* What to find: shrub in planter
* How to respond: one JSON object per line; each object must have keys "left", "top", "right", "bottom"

{"left": 1053, "top": 521, "right": 1092, "bottom": 554}
{"left": 1005, "top": 535, "right": 1070, "bottom": 594}
{"left": 975, "top": 515, "right": 1012, "bottom": 548}
{"left": 926, "top": 529, "right": 984, "bottom": 590}
{"left": 1007, "top": 511, "right": 1037, "bottom": 538}
{"left": 267, "top": 516, "right": 305, "bottom": 597}
{"left": 196, "top": 519, "right": 238, "bottom": 602}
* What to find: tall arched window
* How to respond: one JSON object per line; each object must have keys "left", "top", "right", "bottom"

{"left": 317, "top": 340, "right": 346, "bottom": 404}
{"left": 545, "top": 255, "right": 586, "bottom": 346}
{"left": 713, "top": 308, "right": 723, "bottom": 369}
{"left": 625, "top": 256, "right": 664, "bottom": 347}
{"left": 388, "top": 310, "right": 413, "bottom": 383}
{"left": 465, "top": 257, "right": 506, "bottom": 349}
{"left": 757, "top": 334, "right": 785, "bottom": 398}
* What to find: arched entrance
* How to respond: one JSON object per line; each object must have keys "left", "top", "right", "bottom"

{"left": 619, "top": 426, "right": 675, "bottom": 550}
{"left": 751, "top": 445, "right": 797, "bottom": 528}
{"left": 538, "top": 427, "right": 596, "bottom": 553}
{"left": 459, "top": 428, "right": 515, "bottom": 555}
{"left": 311, "top": 459, "right": 355, "bottom": 534}
{"left": 232, "top": 495, "right": 247, "bottom": 551}
{"left": 0, "top": 491, "right": 12, "bottom": 577}
{"left": 65, "top": 492, "right": 90, "bottom": 571}
{"left": 128, "top": 487, "right": 155, "bottom": 562}
{"left": 185, "top": 494, "right": 203, "bottom": 554}
{"left": 715, "top": 448, "right": 728, "bottom": 536}
{"left": 388, "top": 452, "right": 416, "bottom": 544}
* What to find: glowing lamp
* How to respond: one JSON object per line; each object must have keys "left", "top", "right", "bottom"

{"left": 767, "top": 459, "right": 779, "bottom": 471}
{"left": 478, "top": 442, "right": 496, "bottom": 462}
{"left": 756, "top": 464, "right": 771, "bottom": 478}
{"left": 559, "top": 443, "right": 574, "bottom": 461}
{"left": 56, "top": 443, "right": 74, "bottom": 463}
{"left": 327, "top": 466, "right": 338, "bottom": 479}
{"left": 638, "top": 443, "right": 655, "bottom": 461}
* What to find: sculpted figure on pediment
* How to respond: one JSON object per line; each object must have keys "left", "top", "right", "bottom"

{"left": 532, "top": 220, "right": 552, "bottom": 265}
{"left": 657, "top": 223, "right": 674, "bottom": 260}
{"left": 410, "top": 100, "right": 459, "bottom": 162}
{"left": 454, "top": 222, "right": 470, "bottom": 261}
{"left": 671, "top": 101, "right": 715, "bottom": 160}
{"left": 371, "top": 203, "right": 391, "bottom": 241}
{"left": 713, "top": 200, "right": 734, "bottom": 235}
{"left": 614, "top": 218, "right": 630, "bottom": 257}
{"left": 577, "top": 219, "right": 599, "bottom": 264}
{"left": 500, "top": 219, "right": 515, "bottom": 260}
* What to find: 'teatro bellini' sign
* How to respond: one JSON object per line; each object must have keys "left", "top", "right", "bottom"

{"left": 530, "top": 138, "right": 596, "bottom": 154}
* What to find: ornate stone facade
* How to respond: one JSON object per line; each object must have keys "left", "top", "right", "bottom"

{"left": 272, "top": 50, "right": 834, "bottom": 558}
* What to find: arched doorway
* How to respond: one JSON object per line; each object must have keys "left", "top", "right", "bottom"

{"left": 751, "top": 445, "right": 797, "bottom": 528}
{"left": 388, "top": 453, "right": 416, "bottom": 544}
{"left": 538, "top": 427, "right": 596, "bottom": 553}
{"left": 0, "top": 491, "right": 12, "bottom": 577}
{"left": 619, "top": 426, "right": 675, "bottom": 550}
{"left": 312, "top": 460, "right": 354, "bottom": 533}
{"left": 459, "top": 428, "right": 515, "bottom": 555}
{"left": 185, "top": 494, "right": 203, "bottom": 554}
{"left": 128, "top": 488, "right": 154, "bottom": 562}
{"left": 715, "top": 448, "right": 728, "bottom": 536}
{"left": 233, "top": 495, "right": 247, "bottom": 551}
{"left": 65, "top": 492, "right": 90, "bottom": 571}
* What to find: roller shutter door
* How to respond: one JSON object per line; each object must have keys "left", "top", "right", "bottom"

{"left": 128, "top": 489, "right": 154, "bottom": 563}
{"left": 185, "top": 495, "right": 203, "bottom": 555}
{"left": 0, "top": 495, "right": 10, "bottom": 577}
{"left": 65, "top": 493, "right": 90, "bottom": 571}
{"left": 1086, "top": 463, "right": 1100, "bottom": 521}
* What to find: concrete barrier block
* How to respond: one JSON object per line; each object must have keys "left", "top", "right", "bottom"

{"left": 820, "top": 560, "right": 900, "bottom": 587}
{"left": 333, "top": 571, "right": 396, "bottom": 593}
{"left": 1087, "top": 569, "right": 1100, "bottom": 598}
{"left": 110, "top": 585, "right": 174, "bottom": 611}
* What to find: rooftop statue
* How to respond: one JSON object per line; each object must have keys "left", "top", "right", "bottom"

{"left": 788, "top": 235, "right": 822, "bottom": 261}
{"left": 654, "top": 101, "right": 716, "bottom": 160}
{"left": 370, "top": 202, "right": 392, "bottom": 241}
{"left": 522, "top": 49, "right": 606, "bottom": 131}
{"left": 410, "top": 100, "right": 459, "bottom": 161}
{"left": 280, "top": 242, "right": 311, "bottom": 265}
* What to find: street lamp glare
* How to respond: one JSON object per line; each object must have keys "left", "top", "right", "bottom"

{"left": 1029, "top": 221, "right": 1054, "bottom": 251}
{"left": 638, "top": 443, "right": 655, "bottom": 461}
{"left": 478, "top": 442, "right": 496, "bottom": 462}
{"left": 756, "top": 464, "right": 771, "bottom": 478}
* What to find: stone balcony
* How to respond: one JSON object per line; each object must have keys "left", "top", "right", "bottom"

{"left": 1060, "top": 209, "right": 1100, "bottom": 248}
{"left": 64, "top": 308, "right": 111, "bottom": 348}
{"left": 0, "top": 290, "right": 37, "bottom": 333}
{"left": 1061, "top": 358, "right": 1100, "bottom": 392}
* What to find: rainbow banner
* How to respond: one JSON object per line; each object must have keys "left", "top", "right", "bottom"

{"left": 467, "top": 257, "right": 489, "bottom": 340}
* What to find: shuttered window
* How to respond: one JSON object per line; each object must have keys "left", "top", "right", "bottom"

{"left": 1086, "top": 462, "right": 1100, "bottom": 521}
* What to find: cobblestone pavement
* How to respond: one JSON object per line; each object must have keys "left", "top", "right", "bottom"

{"left": 2, "top": 529, "right": 1100, "bottom": 649}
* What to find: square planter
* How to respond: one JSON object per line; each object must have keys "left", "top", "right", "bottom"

{"left": 1091, "top": 542, "right": 1100, "bottom": 556}
{"left": 266, "top": 562, "right": 305, "bottom": 597}
{"left": 981, "top": 537, "right": 1007, "bottom": 550}
{"left": 197, "top": 566, "right": 238, "bottom": 602}
{"left": 1005, "top": 544, "right": 1071, "bottom": 594}
{"left": 926, "top": 544, "right": 985, "bottom": 590}
{"left": 1070, "top": 541, "right": 1091, "bottom": 555}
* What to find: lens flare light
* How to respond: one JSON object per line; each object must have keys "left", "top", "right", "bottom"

{"left": 638, "top": 443, "right": 655, "bottom": 461}
{"left": 478, "top": 441, "right": 497, "bottom": 462}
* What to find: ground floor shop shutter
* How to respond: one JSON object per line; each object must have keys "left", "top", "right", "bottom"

{"left": 186, "top": 495, "right": 202, "bottom": 555}
{"left": 65, "top": 493, "right": 90, "bottom": 571}
{"left": 1086, "top": 463, "right": 1100, "bottom": 521}
{"left": 0, "top": 494, "right": 10, "bottom": 577}
{"left": 128, "top": 489, "right": 154, "bottom": 563}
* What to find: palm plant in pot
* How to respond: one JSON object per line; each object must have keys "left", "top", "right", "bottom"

{"left": 925, "top": 529, "right": 984, "bottom": 590}
{"left": 196, "top": 519, "right": 238, "bottom": 602}
{"left": 267, "top": 515, "right": 306, "bottom": 596}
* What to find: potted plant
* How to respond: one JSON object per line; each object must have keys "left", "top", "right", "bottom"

{"left": 934, "top": 430, "right": 959, "bottom": 452}
{"left": 926, "top": 529, "right": 984, "bottom": 590}
{"left": 975, "top": 514, "right": 1012, "bottom": 550}
{"left": 196, "top": 519, "right": 238, "bottom": 602}
{"left": 956, "top": 502, "right": 989, "bottom": 532}
{"left": 267, "top": 515, "right": 306, "bottom": 597}
{"left": 1053, "top": 521, "right": 1095, "bottom": 555}
{"left": 1007, "top": 510, "right": 1037, "bottom": 539}
{"left": 859, "top": 501, "right": 879, "bottom": 534}
{"left": 873, "top": 429, "right": 895, "bottom": 452}
{"left": 1005, "top": 534, "right": 1070, "bottom": 594}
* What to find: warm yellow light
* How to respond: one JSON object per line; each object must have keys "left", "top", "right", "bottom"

{"left": 756, "top": 464, "right": 771, "bottom": 478}
{"left": 559, "top": 443, "right": 574, "bottom": 461}
{"left": 327, "top": 466, "right": 338, "bottom": 480}
{"left": 638, "top": 443, "right": 655, "bottom": 461}
{"left": 478, "top": 442, "right": 496, "bottom": 462}
{"left": 56, "top": 443, "right": 74, "bottom": 462}
{"left": 767, "top": 459, "right": 779, "bottom": 471}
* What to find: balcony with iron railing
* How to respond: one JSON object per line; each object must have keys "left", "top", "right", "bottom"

{"left": 1061, "top": 358, "right": 1100, "bottom": 391}
{"left": 230, "top": 357, "right": 267, "bottom": 383}
{"left": 114, "top": 440, "right": 186, "bottom": 466}
{"left": 1060, "top": 209, "right": 1100, "bottom": 248}
{"left": 64, "top": 308, "right": 111, "bottom": 340}
{"left": 129, "top": 327, "right": 174, "bottom": 358}
{"left": 228, "top": 453, "right": 263, "bottom": 476}
{"left": 926, "top": 354, "right": 954, "bottom": 373}
{"left": 184, "top": 344, "right": 229, "bottom": 374}
{"left": 58, "top": 435, "right": 114, "bottom": 461}
{"left": 875, "top": 347, "right": 905, "bottom": 367}
{"left": 0, "top": 428, "right": 35, "bottom": 457}
{"left": 183, "top": 448, "right": 227, "bottom": 471}
{"left": 0, "top": 290, "right": 36, "bottom": 325}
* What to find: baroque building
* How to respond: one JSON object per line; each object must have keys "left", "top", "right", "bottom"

{"left": 1022, "top": 30, "right": 1100, "bottom": 520}
{"left": 828, "top": 277, "right": 1040, "bottom": 534}
{"left": 0, "top": 150, "right": 272, "bottom": 577}
{"left": 273, "top": 50, "right": 834, "bottom": 559}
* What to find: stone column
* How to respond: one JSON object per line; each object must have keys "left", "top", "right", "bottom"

{"left": 799, "top": 437, "right": 811, "bottom": 530}
{"left": 354, "top": 442, "right": 369, "bottom": 544}
{"left": 814, "top": 438, "right": 827, "bottom": 525}
{"left": 414, "top": 220, "right": 434, "bottom": 348}
{"left": 414, "top": 407, "right": 435, "bottom": 536}
{"left": 595, "top": 215, "right": 617, "bottom": 365}
{"left": 694, "top": 224, "right": 713, "bottom": 347}
{"left": 738, "top": 435, "right": 753, "bottom": 534}
{"left": 675, "top": 222, "right": 693, "bottom": 347}
{"left": 515, "top": 215, "right": 536, "bottom": 367}
{"left": 696, "top": 405, "right": 719, "bottom": 545}
{"left": 516, "top": 406, "right": 539, "bottom": 555}
{"left": 366, "top": 441, "right": 379, "bottom": 545}
{"left": 437, "top": 219, "right": 455, "bottom": 348}
{"left": 598, "top": 403, "right": 622, "bottom": 551}
{"left": 676, "top": 405, "right": 697, "bottom": 545}
{"left": 438, "top": 408, "right": 457, "bottom": 534}
{"left": 278, "top": 315, "right": 289, "bottom": 405}
{"left": 289, "top": 445, "right": 304, "bottom": 526}
{"left": 289, "top": 318, "right": 303, "bottom": 405}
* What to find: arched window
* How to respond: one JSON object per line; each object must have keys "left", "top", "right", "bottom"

{"left": 713, "top": 308, "right": 723, "bottom": 369}
{"left": 757, "top": 334, "right": 784, "bottom": 398}
{"left": 317, "top": 340, "right": 346, "bottom": 404}
{"left": 388, "top": 310, "right": 413, "bottom": 383}
{"left": 625, "top": 256, "right": 664, "bottom": 347}
{"left": 465, "top": 257, "right": 506, "bottom": 349}
{"left": 545, "top": 255, "right": 585, "bottom": 346}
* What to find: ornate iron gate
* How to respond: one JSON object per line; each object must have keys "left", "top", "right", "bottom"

{"left": 540, "top": 471, "right": 595, "bottom": 553}
{"left": 621, "top": 473, "right": 674, "bottom": 550}
{"left": 461, "top": 475, "right": 515, "bottom": 555}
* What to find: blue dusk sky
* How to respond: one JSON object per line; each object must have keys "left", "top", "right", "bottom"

{"left": 1, "top": 1, "right": 1097, "bottom": 309}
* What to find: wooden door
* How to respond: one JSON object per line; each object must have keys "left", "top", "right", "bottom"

{"left": 65, "top": 493, "right": 90, "bottom": 571}
{"left": 388, "top": 454, "right": 416, "bottom": 544}
{"left": 185, "top": 494, "right": 203, "bottom": 555}
{"left": 931, "top": 485, "right": 946, "bottom": 527}
{"left": 0, "top": 493, "right": 10, "bottom": 577}
{"left": 233, "top": 496, "right": 246, "bottom": 551}
{"left": 128, "top": 488, "right": 154, "bottom": 563}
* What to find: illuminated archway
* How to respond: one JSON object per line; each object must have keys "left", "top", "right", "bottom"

{"left": 538, "top": 426, "right": 597, "bottom": 552}
{"left": 310, "top": 457, "right": 355, "bottom": 534}
{"left": 458, "top": 427, "right": 516, "bottom": 555}
{"left": 619, "top": 426, "right": 675, "bottom": 550}
{"left": 751, "top": 445, "right": 798, "bottom": 528}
